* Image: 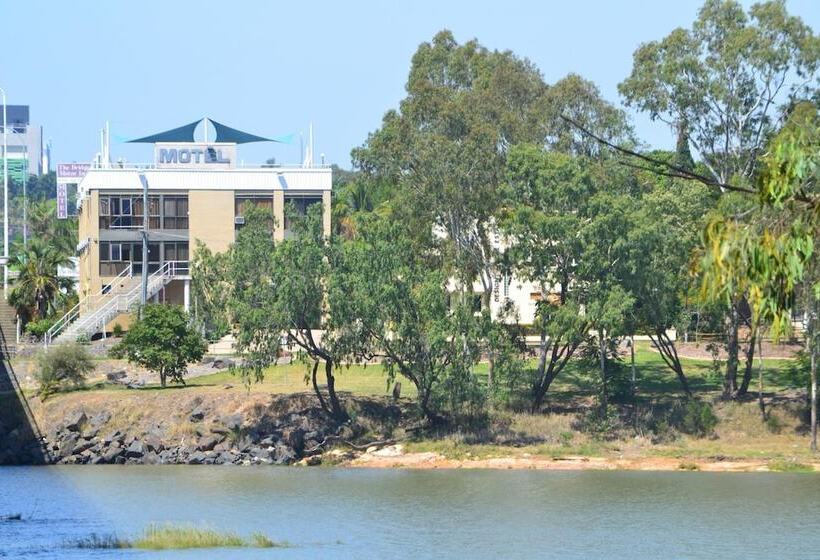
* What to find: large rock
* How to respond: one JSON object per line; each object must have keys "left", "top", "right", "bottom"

{"left": 125, "top": 440, "right": 145, "bottom": 458}
{"left": 189, "top": 407, "right": 206, "bottom": 422}
{"left": 105, "top": 370, "right": 127, "bottom": 383}
{"left": 102, "top": 447, "right": 122, "bottom": 463}
{"left": 73, "top": 439, "right": 95, "bottom": 455}
{"left": 187, "top": 452, "right": 207, "bottom": 465}
{"left": 59, "top": 434, "right": 79, "bottom": 457}
{"left": 89, "top": 411, "right": 112, "bottom": 428}
{"left": 197, "top": 435, "right": 219, "bottom": 452}
{"left": 63, "top": 411, "right": 87, "bottom": 432}
{"left": 143, "top": 434, "right": 164, "bottom": 453}
{"left": 273, "top": 444, "right": 295, "bottom": 465}
{"left": 221, "top": 414, "right": 243, "bottom": 431}
{"left": 81, "top": 426, "right": 100, "bottom": 440}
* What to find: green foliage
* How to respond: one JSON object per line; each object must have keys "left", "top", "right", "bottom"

{"left": 111, "top": 304, "right": 206, "bottom": 387}
{"left": 619, "top": 0, "right": 818, "bottom": 186}
{"left": 9, "top": 238, "right": 74, "bottom": 322}
{"left": 190, "top": 240, "right": 231, "bottom": 342}
{"left": 679, "top": 400, "right": 719, "bottom": 437}
{"left": 332, "top": 215, "right": 486, "bottom": 418}
{"left": 577, "top": 405, "right": 623, "bottom": 441}
{"left": 112, "top": 323, "right": 124, "bottom": 338}
{"left": 24, "top": 317, "right": 56, "bottom": 339}
{"left": 36, "top": 343, "right": 95, "bottom": 398}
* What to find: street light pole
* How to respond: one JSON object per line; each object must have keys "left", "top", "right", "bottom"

{"left": 138, "top": 173, "right": 149, "bottom": 316}
{"left": 1, "top": 87, "right": 8, "bottom": 299}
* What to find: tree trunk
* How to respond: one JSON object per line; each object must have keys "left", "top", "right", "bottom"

{"left": 630, "top": 334, "right": 636, "bottom": 405}
{"left": 736, "top": 327, "right": 757, "bottom": 397}
{"left": 724, "top": 303, "right": 740, "bottom": 398}
{"left": 324, "top": 360, "right": 347, "bottom": 422}
{"left": 757, "top": 337, "right": 766, "bottom": 421}
{"left": 811, "top": 330, "right": 817, "bottom": 453}
{"left": 310, "top": 361, "right": 329, "bottom": 414}
{"left": 599, "top": 329, "right": 607, "bottom": 411}
{"left": 530, "top": 331, "right": 549, "bottom": 413}
{"left": 650, "top": 330, "right": 692, "bottom": 396}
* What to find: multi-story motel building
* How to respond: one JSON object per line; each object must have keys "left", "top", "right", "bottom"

{"left": 48, "top": 119, "right": 331, "bottom": 344}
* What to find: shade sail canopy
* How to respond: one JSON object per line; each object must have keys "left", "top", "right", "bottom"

{"left": 127, "top": 120, "right": 201, "bottom": 143}
{"left": 209, "top": 119, "right": 277, "bottom": 144}
{"left": 128, "top": 118, "right": 282, "bottom": 144}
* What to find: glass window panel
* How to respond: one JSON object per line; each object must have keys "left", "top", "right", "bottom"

{"left": 100, "top": 197, "right": 110, "bottom": 216}
{"left": 121, "top": 198, "right": 132, "bottom": 216}
{"left": 164, "top": 198, "right": 177, "bottom": 217}
{"left": 165, "top": 243, "right": 176, "bottom": 261}
{"left": 111, "top": 244, "right": 121, "bottom": 261}
{"left": 99, "top": 242, "right": 110, "bottom": 261}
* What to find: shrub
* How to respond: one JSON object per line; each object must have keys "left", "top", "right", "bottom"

{"left": 36, "top": 343, "right": 95, "bottom": 397}
{"left": 679, "top": 400, "right": 718, "bottom": 437}
{"left": 25, "top": 317, "right": 56, "bottom": 339}
{"left": 75, "top": 333, "right": 91, "bottom": 345}
{"left": 112, "top": 323, "right": 124, "bottom": 337}
{"left": 576, "top": 405, "right": 623, "bottom": 440}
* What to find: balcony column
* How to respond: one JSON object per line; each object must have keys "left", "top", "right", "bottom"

{"left": 183, "top": 279, "right": 190, "bottom": 312}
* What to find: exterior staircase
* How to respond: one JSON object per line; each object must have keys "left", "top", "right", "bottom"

{"left": 45, "top": 261, "right": 189, "bottom": 347}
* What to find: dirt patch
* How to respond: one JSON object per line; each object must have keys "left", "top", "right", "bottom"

{"left": 662, "top": 341, "right": 801, "bottom": 361}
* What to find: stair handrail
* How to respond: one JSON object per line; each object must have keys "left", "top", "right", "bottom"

{"left": 45, "top": 263, "right": 133, "bottom": 347}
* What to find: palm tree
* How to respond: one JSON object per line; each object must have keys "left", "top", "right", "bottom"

{"left": 9, "top": 239, "right": 74, "bottom": 322}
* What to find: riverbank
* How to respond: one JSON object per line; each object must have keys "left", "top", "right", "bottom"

{"left": 7, "top": 380, "right": 816, "bottom": 471}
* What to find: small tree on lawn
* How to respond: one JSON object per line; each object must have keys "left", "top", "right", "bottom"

{"left": 111, "top": 304, "right": 206, "bottom": 388}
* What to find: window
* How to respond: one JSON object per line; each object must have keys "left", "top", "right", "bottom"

{"left": 163, "top": 196, "right": 189, "bottom": 229}
{"left": 164, "top": 242, "right": 189, "bottom": 262}
{"left": 284, "top": 195, "right": 322, "bottom": 233}
{"left": 99, "top": 242, "right": 130, "bottom": 276}
{"left": 235, "top": 195, "right": 273, "bottom": 231}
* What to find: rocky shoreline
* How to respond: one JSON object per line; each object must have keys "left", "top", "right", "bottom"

{"left": 17, "top": 394, "right": 365, "bottom": 466}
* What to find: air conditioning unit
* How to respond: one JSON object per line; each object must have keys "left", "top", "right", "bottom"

{"left": 234, "top": 216, "right": 245, "bottom": 225}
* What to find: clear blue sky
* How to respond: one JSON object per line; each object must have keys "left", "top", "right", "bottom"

{"left": 1, "top": 0, "right": 817, "bottom": 169}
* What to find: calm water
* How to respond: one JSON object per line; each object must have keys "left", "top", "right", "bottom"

{"left": 0, "top": 466, "right": 819, "bottom": 559}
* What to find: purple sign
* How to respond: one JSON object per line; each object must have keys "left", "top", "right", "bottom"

{"left": 57, "top": 183, "right": 68, "bottom": 219}
{"left": 56, "top": 163, "right": 91, "bottom": 180}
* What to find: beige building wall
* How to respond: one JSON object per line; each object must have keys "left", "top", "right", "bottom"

{"left": 322, "top": 190, "right": 332, "bottom": 236}
{"left": 273, "top": 190, "right": 285, "bottom": 241}
{"left": 189, "top": 190, "right": 235, "bottom": 253}
{"left": 78, "top": 190, "right": 101, "bottom": 298}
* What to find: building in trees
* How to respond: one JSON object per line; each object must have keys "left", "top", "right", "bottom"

{"left": 46, "top": 118, "right": 331, "bottom": 345}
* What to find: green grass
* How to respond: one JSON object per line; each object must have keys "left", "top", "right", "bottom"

{"left": 768, "top": 459, "right": 815, "bottom": 473}
{"left": 38, "top": 341, "right": 797, "bottom": 403}
{"left": 68, "top": 524, "right": 289, "bottom": 550}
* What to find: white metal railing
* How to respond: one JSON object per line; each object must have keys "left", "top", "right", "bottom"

{"left": 44, "top": 261, "right": 189, "bottom": 346}
{"left": 92, "top": 161, "right": 331, "bottom": 170}
{"left": 45, "top": 264, "right": 133, "bottom": 347}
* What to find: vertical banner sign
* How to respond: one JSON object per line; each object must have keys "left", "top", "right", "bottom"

{"left": 57, "top": 183, "right": 68, "bottom": 219}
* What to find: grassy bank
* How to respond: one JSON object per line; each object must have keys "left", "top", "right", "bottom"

{"left": 24, "top": 342, "right": 818, "bottom": 469}
{"left": 71, "top": 524, "right": 286, "bottom": 550}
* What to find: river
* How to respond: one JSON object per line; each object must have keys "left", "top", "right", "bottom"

{"left": 1, "top": 466, "right": 818, "bottom": 558}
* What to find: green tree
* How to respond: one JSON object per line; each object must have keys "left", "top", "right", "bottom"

{"left": 700, "top": 101, "right": 819, "bottom": 448}
{"left": 111, "top": 304, "right": 206, "bottom": 388}
{"left": 619, "top": 0, "right": 818, "bottom": 400}
{"left": 331, "top": 215, "right": 485, "bottom": 419}
{"left": 502, "top": 146, "right": 593, "bottom": 411}
{"left": 625, "top": 156, "right": 718, "bottom": 396}
{"left": 9, "top": 238, "right": 74, "bottom": 322}
{"left": 36, "top": 343, "right": 95, "bottom": 398}
{"left": 190, "top": 240, "right": 231, "bottom": 341}
{"left": 619, "top": 0, "right": 818, "bottom": 187}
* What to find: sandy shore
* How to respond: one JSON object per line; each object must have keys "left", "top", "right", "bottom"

{"left": 345, "top": 445, "right": 820, "bottom": 472}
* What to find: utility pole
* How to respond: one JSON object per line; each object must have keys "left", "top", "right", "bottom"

{"left": 138, "top": 173, "right": 149, "bottom": 316}
{"left": 1, "top": 87, "right": 8, "bottom": 299}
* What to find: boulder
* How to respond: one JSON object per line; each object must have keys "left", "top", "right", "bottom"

{"left": 187, "top": 451, "right": 207, "bottom": 465}
{"left": 59, "top": 434, "right": 79, "bottom": 457}
{"left": 63, "top": 411, "right": 87, "bottom": 432}
{"left": 211, "top": 357, "right": 235, "bottom": 369}
{"left": 197, "top": 435, "right": 219, "bottom": 452}
{"left": 105, "top": 370, "right": 127, "bottom": 383}
{"left": 273, "top": 444, "right": 295, "bottom": 465}
{"left": 305, "top": 455, "right": 322, "bottom": 466}
{"left": 73, "top": 439, "right": 95, "bottom": 455}
{"left": 89, "top": 411, "right": 112, "bottom": 428}
{"left": 221, "top": 414, "right": 243, "bottom": 431}
{"left": 125, "top": 440, "right": 145, "bottom": 458}
{"left": 189, "top": 407, "right": 206, "bottom": 422}
{"left": 81, "top": 426, "right": 100, "bottom": 440}
{"left": 143, "top": 434, "right": 164, "bottom": 453}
